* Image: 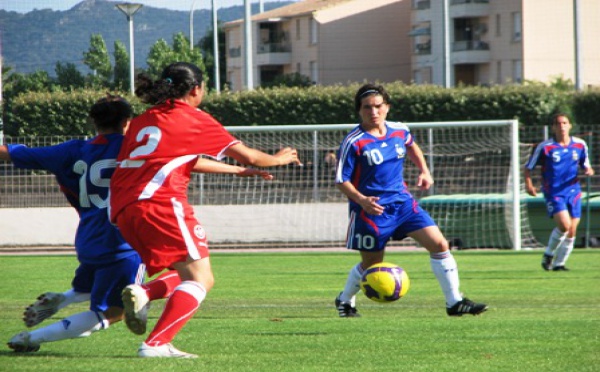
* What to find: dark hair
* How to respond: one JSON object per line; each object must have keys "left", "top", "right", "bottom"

{"left": 88, "top": 94, "right": 132, "bottom": 131}
{"left": 551, "top": 112, "right": 571, "bottom": 125}
{"left": 354, "top": 84, "right": 391, "bottom": 112}
{"left": 135, "top": 62, "right": 204, "bottom": 105}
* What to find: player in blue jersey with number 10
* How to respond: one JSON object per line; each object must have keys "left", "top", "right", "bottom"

{"left": 524, "top": 113, "right": 594, "bottom": 271}
{"left": 334, "top": 84, "right": 488, "bottom": 317}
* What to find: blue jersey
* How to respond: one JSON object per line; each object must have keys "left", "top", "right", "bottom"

{"left": 336, "top": 121, "right": 414, "bottom": 208}
{"left": 8, "top": 134, "right": 137, "bottom": 264}
{"left": 525, "top": 136, "right": 591, "bottom": 197}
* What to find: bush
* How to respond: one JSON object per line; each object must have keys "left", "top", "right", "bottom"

{"left": 4, "top": 83, "right": 599, "bottom": 137}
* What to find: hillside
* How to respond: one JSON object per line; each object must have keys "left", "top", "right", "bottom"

{"left": 0, "top": 0, "right": 293, "bottom": 75}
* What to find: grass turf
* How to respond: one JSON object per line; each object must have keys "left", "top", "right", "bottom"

{"left": 0, "top": 249, "right": 599, "bottom": 371}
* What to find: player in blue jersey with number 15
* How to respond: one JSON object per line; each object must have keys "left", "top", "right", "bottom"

{"left": 524, "top": 113, "right": 594, "bottom": 271}
{"left": 2, "top": 95, "right": 146, "bottom": 352}
{"left": 334, "top": 84, "right": 487, "bottom": 317}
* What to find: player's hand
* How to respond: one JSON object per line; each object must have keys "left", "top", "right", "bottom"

{"left": 237, "top": 168, "right": 274, "bottom": 180}
{"left": 584, "top": 167, "right": 595, "bottom": 176}
{"left": 526, "top": 186, "right": 537, "bottom": 197}
{"left": 274, "top": 147, "right": 303, "bottom": 166}
{"left": 417, "top": 172, "right": 434, "bottom": 190}
{"left": 359, "top": 196, "right": 384, "bottom": 216}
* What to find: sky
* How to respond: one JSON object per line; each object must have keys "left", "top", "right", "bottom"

{"left": 0, "top": 0, "right": 275, "bottom": 13}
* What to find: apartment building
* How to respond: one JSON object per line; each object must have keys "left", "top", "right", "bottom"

{"left": 411, "top": 0, "right": 600, "bottom": 87}
{"left": 223, "top": 0, "right": 412, "bottom": 90}
{"left": 224, "top": 0, "right": 600, "bottom": 91}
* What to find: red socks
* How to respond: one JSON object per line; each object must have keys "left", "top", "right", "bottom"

{"left": 145, "top": 281, "right": 206, "bottom": 346}
{"left": 142, "top": 270, "right": 181, "bottom": 300}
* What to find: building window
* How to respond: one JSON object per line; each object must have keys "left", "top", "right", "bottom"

{"left": 297, "top": 62, "right": 301, "bottom": 74}
{"left": 496, "top": 61, "right": 502, "bottom": 83}
{"left": 495, "top": 14, "right": 501, "bottom": 37}
{"left": 512, "top": 12, "right": 522, "bottom": 41}
{"left": 513, "top": 60, "right": 522, "bottom": 83}
{"left": 296, "top": 19, "right": 301, "bottom": 40}
{"left": 310, "top": 61, "right": 318, "bottom": 83}
{"left": 309, "top": 18, "right": 318, "bottom": 44}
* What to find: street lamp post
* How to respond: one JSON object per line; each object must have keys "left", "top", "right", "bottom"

{"left": 212, "top": 0, "right": 220, "bottom": 92}
{"left": 190, "top": 0, "right": 198, "bottom": 50}
{"left": 116, "top": 3, "right": 143, "bottom": 95}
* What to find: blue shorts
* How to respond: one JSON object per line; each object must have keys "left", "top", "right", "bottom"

{"left": 345, "top": 199, "right": 436, "bottom": 251}
{"left": 71, "top": 254, "right": 145, "bottom": 313}
{"left": 545, "top": 191, "right": 582, "bottom": 218}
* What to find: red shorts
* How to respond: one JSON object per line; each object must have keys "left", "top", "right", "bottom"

{"left": 115, "top": 198, "right": 209, "bottom": 276}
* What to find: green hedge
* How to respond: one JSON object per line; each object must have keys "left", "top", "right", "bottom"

{"left": 3, "top": 83, "right": 599, "bottom": 137}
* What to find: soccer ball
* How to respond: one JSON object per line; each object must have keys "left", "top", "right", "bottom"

{"left": 360, "top": 262, "right": 410, "bottom": 303}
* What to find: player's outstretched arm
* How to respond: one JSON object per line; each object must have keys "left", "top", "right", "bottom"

{"left": 0, "top": 145, "right": 12, "bottom": 162}
{"left": 192, "top": 158, "right": 273, "bottom": 180}
{"left": 224, "top": 143, "right": 302, "bottom": 167}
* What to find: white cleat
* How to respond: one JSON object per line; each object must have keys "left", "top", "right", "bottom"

{"left": 23, "top": 292, "right": 66, "bottom": 328}
{"left": 121, "top": 285, "right": 150, "bottom": 335}
{"left": 138, "top": 342, "right": 198, "bottom": 358}
{"left": 7, "top": 331, "right": 40, "bottom": 353}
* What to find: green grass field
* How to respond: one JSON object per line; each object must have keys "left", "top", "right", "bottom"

{"left": 1, "top": 250, "right": 599, "bottom": 371}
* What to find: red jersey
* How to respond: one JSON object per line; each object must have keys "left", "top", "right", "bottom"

{"left": 109, "top": 100, "right": 239, "bottom": 222}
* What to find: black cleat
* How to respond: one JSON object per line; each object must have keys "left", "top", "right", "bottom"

{"left": 335, "top": 292, "right": 360, "bottom": 318}
{"left": 446, "top": 298, "right": 488, "bottom": 317}
{"left": 541, "top": 254, "right": 553, "bottom": 271}
{"left": 552, "top": 266, "right": 570, "bottom": 271}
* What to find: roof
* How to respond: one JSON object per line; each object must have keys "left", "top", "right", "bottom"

{"left": 224, "top": 0, "right": 355, "bottom": 26}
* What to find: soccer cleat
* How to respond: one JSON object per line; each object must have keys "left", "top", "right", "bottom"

{"left": 23, "top": 292, "right": 66, "bottom": 328}
{"left": 541, "top": 254, "right": 553, "bottom": 271}
{"left": 7, "top": 331, "right": 40, "bottom": 353}
{"left": 335, "top": 293, "right": 360, "bottom": 318}
{"left": 552, "top": 265, "right": 570, "bottom": 271}
{"left": 138, "top": 342, "right": 198, "bottom": 358}
{"left": 122, "top": 285, "right": 150, "bottom": 335}
{"left": 446, "top": 298, "right": 488, "bottom": 316}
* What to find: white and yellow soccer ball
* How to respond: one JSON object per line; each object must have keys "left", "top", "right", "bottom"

{"left": 360, "top": 262, "right": 410, "bottom": 303}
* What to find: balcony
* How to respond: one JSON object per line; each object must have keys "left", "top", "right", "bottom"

{"left": 256, "top": 42, "right": 292, "bottom": 66}
{"left": 452, "top": 40, "right": 490, "bottom": 64}
{"left": 450, "top": 0, "right": 490, "bottom": 18}
{"left": 413, "top": 0, "right": 431, "bottom": 10}
{"left": 452, "top": 40, "right": 489, "bottom": 51}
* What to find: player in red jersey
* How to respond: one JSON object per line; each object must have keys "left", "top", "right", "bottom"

{"left": 109, "top": 62, "right": 301, "bottom": 358}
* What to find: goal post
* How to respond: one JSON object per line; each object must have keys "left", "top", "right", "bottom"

{"left": 188, "top": 119, "right": 539, "bottom": 251}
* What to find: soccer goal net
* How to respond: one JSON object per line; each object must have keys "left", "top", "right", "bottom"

{"left": 190, "top": 120, "right": 541, "bottom": 250}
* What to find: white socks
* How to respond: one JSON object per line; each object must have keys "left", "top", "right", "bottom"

{"left": 28, "top": 311, "right": 108, "bottom": 344}
{"left": 339, "top": 263, "right": 363, "bottom": 306}
{"left": 553, "top": 237, "right": 575, "bottom": 267}
{"left": 545, "top": 228, "right": 568, "bottom": 256}
{"left": 59, "top": 289, "right": 91, "bottom": 311}
{"left": 430, "top": 252, "right": 462, "bottom": 307}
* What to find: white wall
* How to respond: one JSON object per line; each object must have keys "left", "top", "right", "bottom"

{"left": 0, "top": 204, "right": 349, "bottom": 247}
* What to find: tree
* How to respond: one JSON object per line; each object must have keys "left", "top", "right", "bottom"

{"left": 55, "top": 62, "right": 85, "bottom": 90}
{"left": 146, "top": 33, "right": 206, "bottom": 83}
{"left": 5, "top": 70, "right": 54, "bottom": 96}
{"left": 199, "top": 22, "right": 226, "bottom": 91}
{"left": 113, "top": 40, "right": 130, "bottom": 92}
{"left": 83, "top": 34, "right": 112, "bottom": 87}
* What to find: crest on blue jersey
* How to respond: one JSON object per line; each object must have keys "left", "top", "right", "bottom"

{"left": 395, "top": 144, "right": 405, "bottom": 159}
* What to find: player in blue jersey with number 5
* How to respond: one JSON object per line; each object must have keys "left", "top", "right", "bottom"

{"left": 2, "top": 95, "right": 146, "bottom": 352}
{"left": 334, "top": 84, "right": 488, "bottom": 317}
{"left": 524, "top": 113, "right": 594, "bottom": 271}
